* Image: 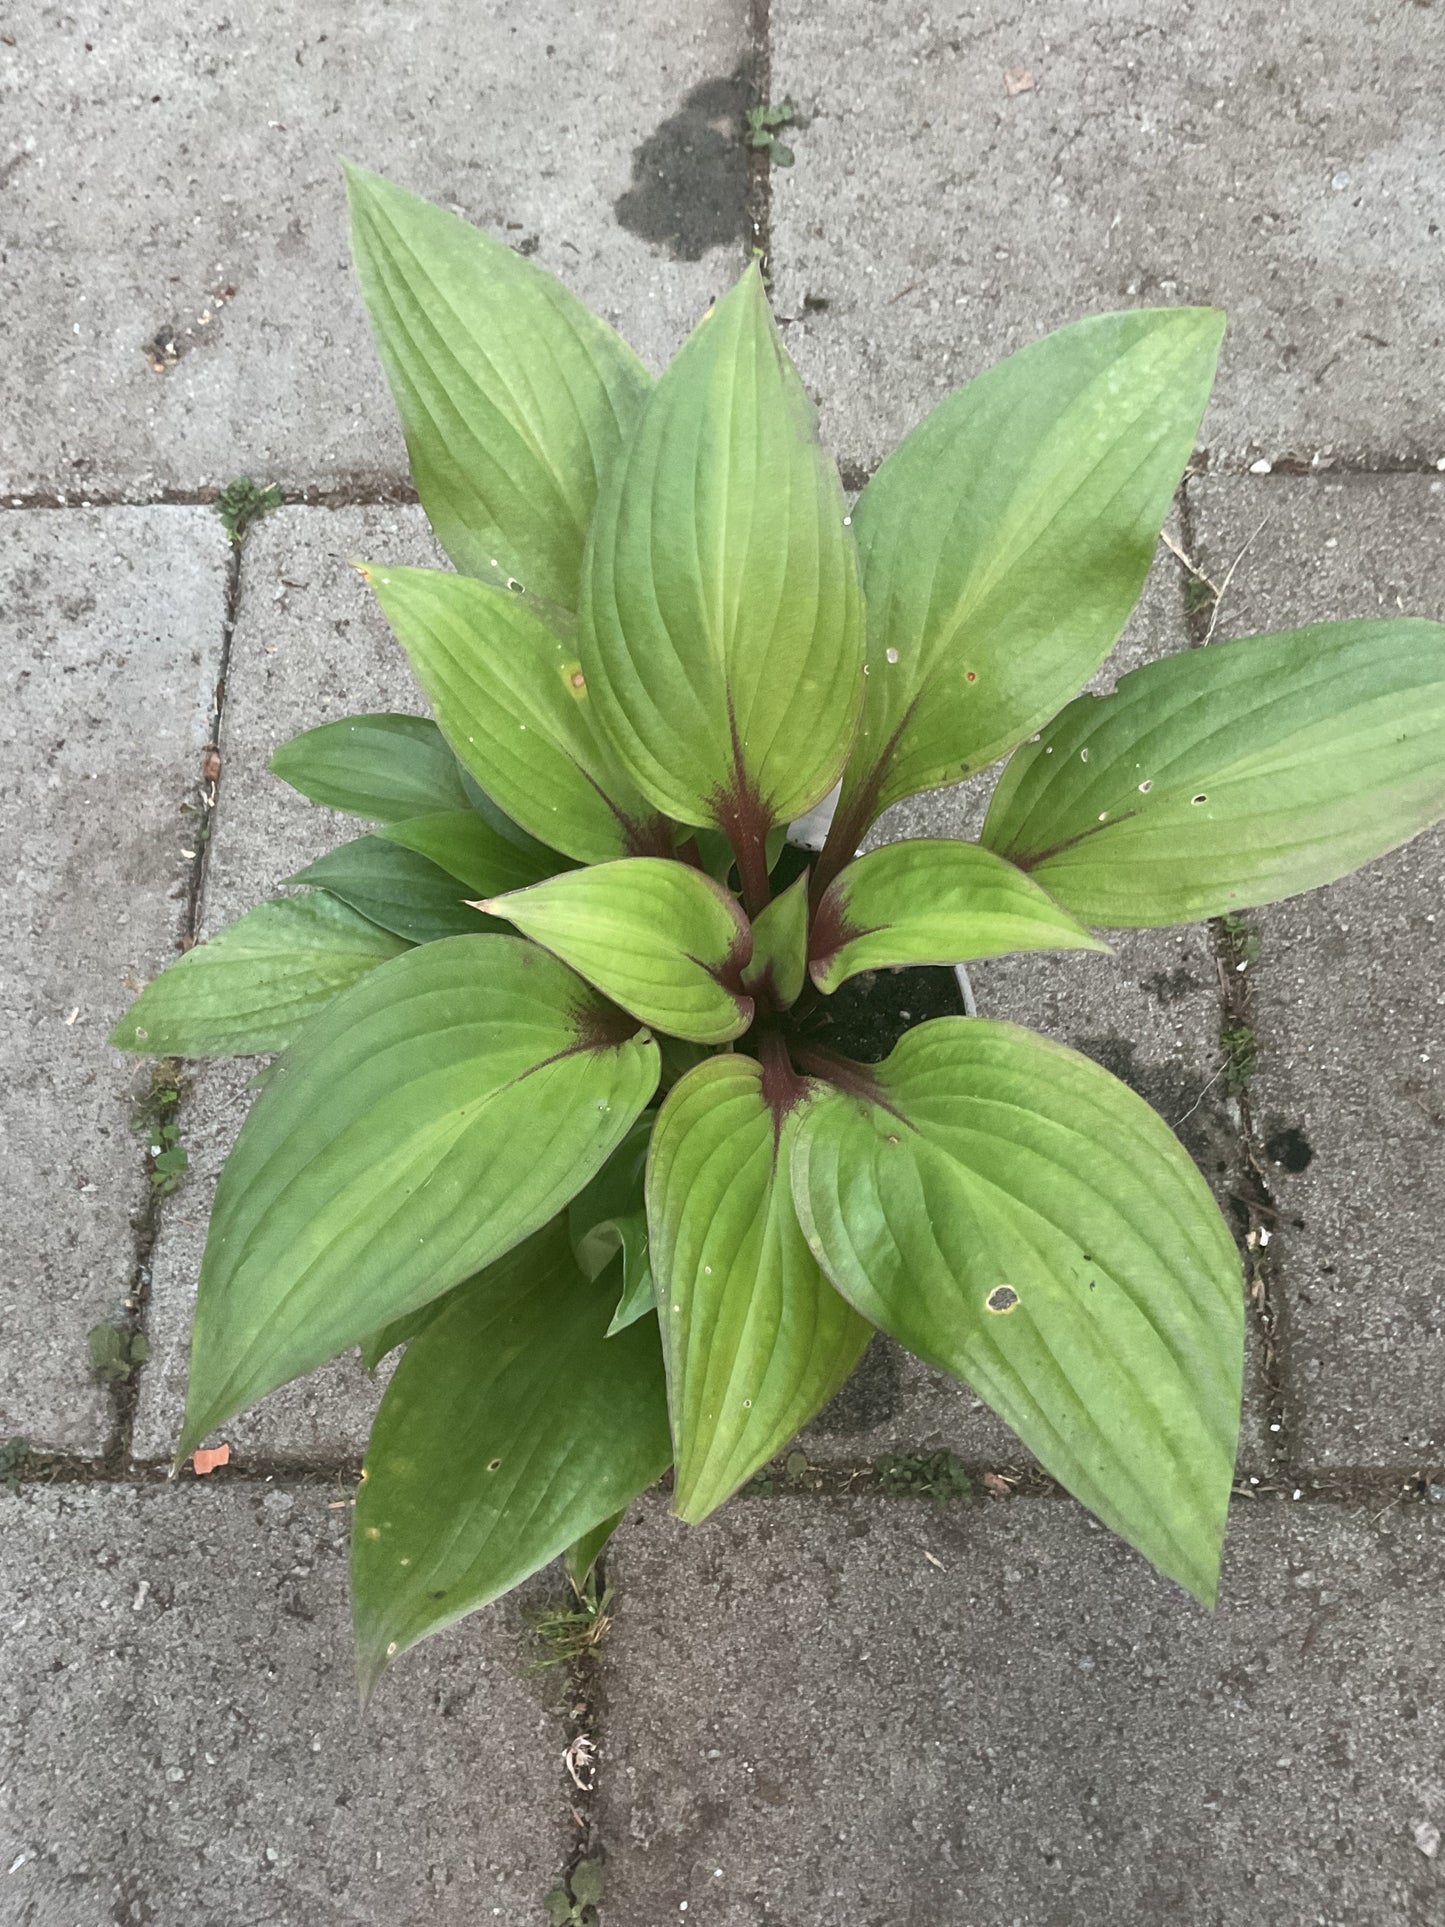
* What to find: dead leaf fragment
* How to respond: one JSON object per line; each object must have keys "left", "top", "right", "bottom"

{"left": 981, "top": 1472, "right": 1015, "bottom": 1498}
{"left": 191, "top": 1444, "right": 231, "bottom": 1476}
{"left": 202, "top": 748, "right": 221, "bottom": 783}
{"left": 1004, "top": 68, "right": 1035, "bottom": 96}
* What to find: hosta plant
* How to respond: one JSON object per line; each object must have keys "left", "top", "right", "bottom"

{"left": 113, "top": 167, "right": 1445, "bottom": 1690}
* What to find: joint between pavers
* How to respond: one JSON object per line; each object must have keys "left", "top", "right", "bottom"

{"left": 745, "top": 0, "right": 773, "bottom": 279}
{"left": 1, "top": 479, "right": 420, "bottom": 515}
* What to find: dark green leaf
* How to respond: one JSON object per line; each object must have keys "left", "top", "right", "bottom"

{"left": 581, "top": 265, "right": 864, "bottom": 834}
{"left": 378, "top": 810, "right": 564, "bottom": 895}
{"left": 479, "top": 859, "right": 753, "bottom": 1044}
{"left": 288, "top": 835, "right": 502, "bottom": 944}
{"left": 352, "top": 1222, "right": 670, "bottom": 1690}
{"left": 983, "top": 619, "right": 1445, "bottom": 925}
{"left": 809, "top": 840, "right": 1106, "bottom": 994}
{"left": 566, "top": 1117, "right": 656, "bottom": 1333}
{"left": 269, "top": 713, "right": 474, "bottom": 823}
{"left": 109, "top": 895, "right": 409, "bottom": 1057}
{"left": 742, "top": 871, "right": 809, "bottom": 1008}
{"left": 792, "top": 1019, "right": 1242, "bottom": 1602}
{"left": 178, "top": 936, "right": 661, "bottom": 1459}
{"left": 366, "top": 564, "right": 668, "bottom": 863}
{"left": 345, "top": 163, "right": 652, "bottom": 607}
{"left": 648, "top": 1055, "right": 871, "bottom": 1522}
{"left": 830, "top": 309, "right": 1223, "bottom": 845}
{"left": 564, "top": 1511, "right": 625, "bottom": 1596}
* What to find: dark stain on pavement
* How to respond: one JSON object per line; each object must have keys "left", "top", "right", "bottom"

{"left": 1265, "top": 1123, "right": 1315, "bottom": 1173}
{"left": 614, "top": 69, "right": 751, "bottom": 261}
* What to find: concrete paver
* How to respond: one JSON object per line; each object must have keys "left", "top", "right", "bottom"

{"left": 771, "top": 0, "right": 1445, "bottom": 472}
{"left": 1191, "top": 475, "right": 1445, "bottom": 1468}
{"left": 4, "top": 0, "right": 752, "bottom": 496}
{"left": 133, "top": 506, "right": 442, "bottom": 1462}
{"left": 0, "top": 509, "right": 227, "bottom": 1453}
{"left": 0, "top": 1482, "right": 570, "bottom": 1926}
{"left": 599, "top": 1493, "right": 1445, "bottom": 1927}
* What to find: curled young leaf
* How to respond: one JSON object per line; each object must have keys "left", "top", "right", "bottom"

{"left": 809, "top": 839, "right": 1106, "bottom": 994}
{"left": 478, "top": 858, "right": 753, "bottom": 1045}
{"left": 792, "top": 1019, "right": 1242, "bottom": 1603}
{"left": 178, "top": 936, "right": 660, "bottom": 1460}
{"left": 581, "top": 265, "right": 864, "bottom": 850}
{"left": 742, "top": 871, "right": 810, "bottom": 1010}
{"left": 109, "top": 895, "right": 408, "bottom": 1058}
{"left": 648, "top": 1054, "right": 871, "bottom": 1522}
{"left": 346, "top": 162, "right": 651, "bottom": 606}
{"left": 826, "top": 308, "right": 1223, "bottom": 858}
{"left": 983, "top": 618, "right": 1445, "bottom": 926}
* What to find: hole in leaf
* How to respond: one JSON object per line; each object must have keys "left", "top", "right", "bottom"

{"left": 1138, "top": 779, "right": 1153, "bottom": 793}
{"left": 1191, "top": 793, "right": 1208, "bottom": 806}
{"left": 985, "top": 1285, "right": 1020, "bottom": 1314}
{"left": 486, "top": 1458, "right": 502, "bottom": 1472}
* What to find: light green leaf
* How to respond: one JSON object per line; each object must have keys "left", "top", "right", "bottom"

{"left": 581, "top": 265, "right": 864, "bottom": 841}
{"left": 809, "top": 840, "right": 1106, "bottom": 994}
{"left": 352, "top": 1224, "right": 669, "bottom": 1691}
{"left": 983, "top": 618, "right": 1445, "bottom": 926}
{"left": 792, "top": 1019, "right": 1242, "bottom": 1601}
{"left": 564, "top": 1509, "right": 626, "bottom": 1596}
{"left": 378, "top": 810, "right": 564, "bottom": 896}
{"left": 345, "top": 163, "right": 651, "bottom": 607}
{"left": 366, "top": 564, "right": 669, "bottom": 864}
{"left": 566, "top": 1117, "right": 656, "bottom": 1334}
{"left": 179, "top": 936, "right": 660, "bottom": 1459}
{"left": 109, "top": 895, "right": 409, "bottom": 1057}
{"left": 288, "top": 835, "right": 502, "bottom": 943}
{"left": 648, "top": 1055, "right": 872, "bottom": 1522}
{"left": 828, "top": 309, "right": 1223, "bottom": 853}
{"left": 269, "top": 713, "right": 473, "bottom": 822}
{"left": 742, "top": 871, "right": 809, "bottom": 1009}
{"left": 479, "top": 858, "right": 753, "bottom": 1045}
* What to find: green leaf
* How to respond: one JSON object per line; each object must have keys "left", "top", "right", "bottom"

{"left": 345, "top": 163, "right": 652, "bottom": 607}
{"left": 742, "top": 871, "right": 809, "bottom": 1008}
{"left": 581, "top": 264, "right": 864, "bottom": 835}
{"left": 983, "top": 618, "right": 1445, "bottom": 926}
{"left": 566, "top": 1117, "right": 656, "bottom": 1333}
{"left": 564, "top": 1510, "right": 625, "bottom": 1596}
{"left": 270, "top": 713, "right": 473, "bottom": 822}
{"left": 809, "top": 840, "right": 1106, "bottom": 994}
{"left": 479, "top": 859, "right": 753, "bottom": 1045}
{"left": 352, "top": 1221, "right": 670, "bottom": 1691}
{"left": 830, "top": 309, "right": 1223, "bottom": 846}
{"left": 366, "top": 564, "right": 669, "bottom": 863}
{"left": 109, "top": 896, "right": 409, "bottom": 1057}
{"left": 378, "top": 810, "right": 564, "bottom": 896}
{"left": 648, "top": 1055, "right": 872, "bottom": 1522}
{"left": 179, "top": 936, "right": 660, "bottom": 1459}
{"left": 792, "top": 1019, "right": 1242, "bottom": 1602}
{"left": 358, "top": 1288, "right": 457, "bottom": 1374}
{"left": 288, "top": 835, "right": 502, "bottom": 944}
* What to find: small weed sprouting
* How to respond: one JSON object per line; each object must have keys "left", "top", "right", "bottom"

{"left": 1184, "top": 576, "right": 1216, "bottom": 618}
{"left": 1221, "top": 1022, "right": 1259, "bottom": 1094}
{"left": 544, "top": 1859, "right": 603, "bottom": 1927}
{"left": 132, "top": 1068, "right": 188, "bottom": 1195}
{"left": 87, "top": 1323, "right": 152, "bottom": 1385}
{"left": 746, "top": 99, "right": 798, "bottom": 167}
{"left": 874, "top": 1451, "right": 974, "bottom": 1502}
{"left": 1219, "top": 912, "right": 1262, "bottom": 967}
{"left": 0, "top": 1437, "right": 30, "bottom": 1492}
{"left": 529, "top": 1581, "right": 613, "bottom": 1671}
{"left": 215, "top": 477, "right": 283, "bottom": 544}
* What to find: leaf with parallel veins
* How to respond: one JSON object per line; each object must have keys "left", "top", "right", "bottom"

{"left": 792, "top": 1018, "right": 1242, "bottom": 1603}
{"left": 346, "top": 162, "right": 652, "bottom": 607}
{"left": 983, "top": 618, "right": 1445, "bottom": 926}
{"left": 178, "top": 936, "right": 660, "bottom": 1460}
{"left": 648, "top": 1054, "right": 872, "bottom": 1522}
{"left": 742, "top": 871, "right": 810, "bottom": 1009}
{"left": 378, "top": 809, "right": 565, "bottom": 896}
{"left": 352, "top": 1223, "right": 670, "bottom": 1692}
{"left": 287, "top": 835, "right": 504, "bottom": 944}
{"left": 581, "top": 265, "right": 864, "bottom": 851}
{"left": 270, "top": 712, "right": 474, "bottom": 822}
{"left": 367, "top": 563, "right": 670, "bottom": 864}
{"left": 809, "top": 840, "right": 1106, "bottom": 994}
{"left": 477, "top": 858, "right": 753, "bottom": 1045}
{"left": 826, "top": 309, "right": 1223, "bottom": 857}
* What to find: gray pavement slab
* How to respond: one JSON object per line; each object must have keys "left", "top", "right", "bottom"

{"left": 598, "top": 1492, "right": 1445, "bottom": 1927}
{"left": 0, "top": 508, "right": 227, "bottom": 1454}
{"left": 0, "top": 1481, "right": 570, "bottom": 1925}
{"left": 770, "top": 0, "right": 1445, "bottom": 473}
{"left": 805, "top": 543, "right": 1264, "bottom": 1467}
{"left": 133, "top": 505, "right": 440, "bottom": 1463}
{"left": 5, "top": 0, "right": 751, "bottom": 497}
{"left": 1191, "top": 474, "right": 1445, "bottom": 1469}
